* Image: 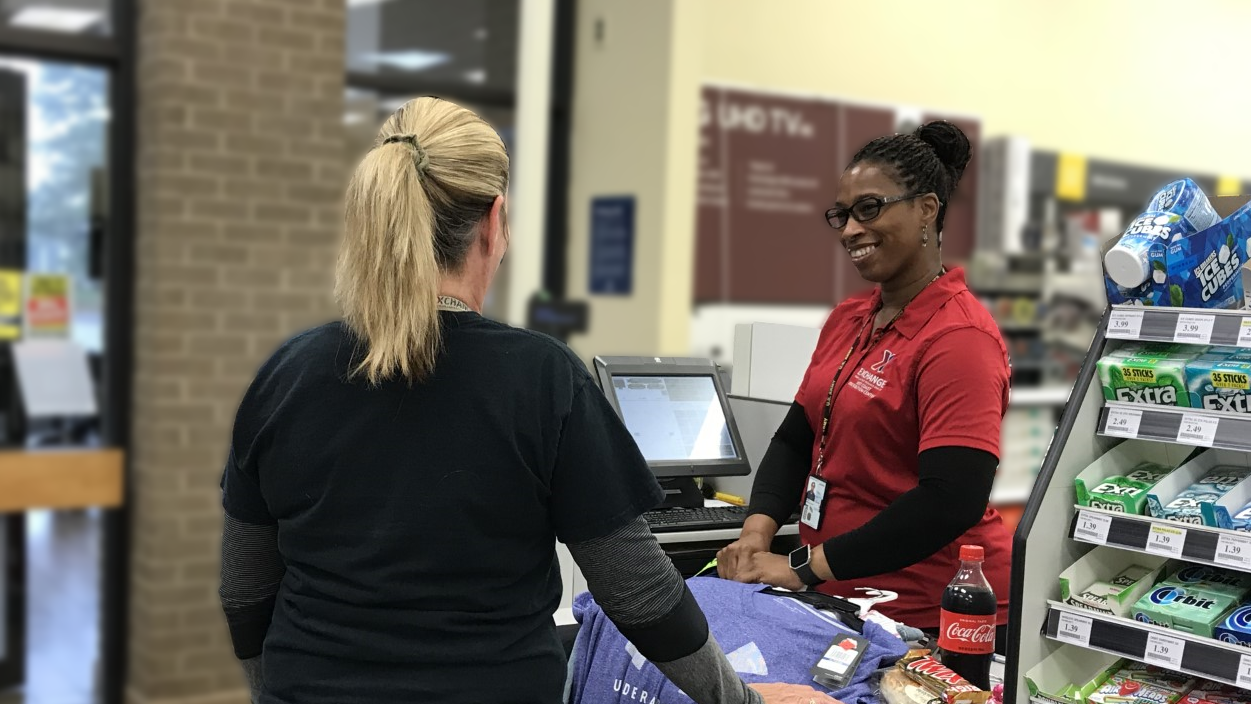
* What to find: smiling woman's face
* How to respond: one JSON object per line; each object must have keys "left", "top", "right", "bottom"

{"left": 833, "top": 162, "right": 936, "bottom": 285}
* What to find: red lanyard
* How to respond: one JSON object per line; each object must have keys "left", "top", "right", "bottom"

{"left": 811, "top": 270, "right": 944, "bottom": 477}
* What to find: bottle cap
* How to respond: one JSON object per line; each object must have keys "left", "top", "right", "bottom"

{"left": 1104, "top": 244, "right": 1152, "bottom": 289}
{"left": 960, "top": 545, "right": 984, "bottom": 562}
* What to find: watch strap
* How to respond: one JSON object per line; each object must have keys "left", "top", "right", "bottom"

{"left": 790, "top": 545, "right": 824, "bottom": 587}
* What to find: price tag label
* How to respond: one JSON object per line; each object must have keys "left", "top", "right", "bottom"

{"left": 1174, "top": 314, "right": 1216, "bottom": 344}
{"left": 1144, "top": 632, "right": 1185, "bottom": 669}
{"left": 1238, "top": 653, "right": 1251, "bottom": 689}
{"left": 1216, "top": 533, "right": 1251, "bottom": 570}
{"left": 1176, "top": 413, "right": 1219, "bottom": 447}
{"left": 1074, "top": 510, "right": 1113, "bottom": 545}
{"left": 1056, "top": 612, "right": 1092, "bottom": 648}
{"left": 1105, "top": 407, "right": 1143, "bottom": 438}
{"left": 1146, "top": 524, "right": 1187, "bottom": 558}
{"left": 1108, "top": 309, "right": 1145, "bottom": 339}
{"left": 1239, "top": 318, "right": 1251, "bottom": 349}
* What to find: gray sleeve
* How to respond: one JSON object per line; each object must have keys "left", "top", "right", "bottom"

{"left": 567, "top": 517, "right": 760, "bottom": 704}
{"left": 219, "top": 513, "right": 285, "bottom": 660}
{"left": 654, "top": 635, "right": 764, "bottom": 704}
{"left": 240, "top": 655, "right": 264, "bottom": 703}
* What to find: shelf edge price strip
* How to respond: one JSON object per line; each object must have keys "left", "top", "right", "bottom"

{"left": 1216, "top": 533, "right": 1251, "bottom": 570}
{"left": 1143, "top": 632, "right": 1185, "bottom": 670}
{"left": 1146, "top": 523, "right": 1187, "bottom": 558}
{"left": 1105, "top": 407, "right": 1143, "bottom": 439}
{"left": 1108, "top": 309, "right": 1145, "bottom": 340}
{"left": 1074, "top": 510, "right": 1113, "bottom": 545}
{"left": 1176, "top": 413, "right": 1220, "bottom": 448}
{"left": 1174, "top": 313, "right": 1216, "bottom": 345}
{"left": 1056, "top": 611, "right": 1092, "bottom": 648}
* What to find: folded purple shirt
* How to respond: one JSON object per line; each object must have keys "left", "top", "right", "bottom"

{"left": 568, "top": 577, "right": 909, "bottom": 704}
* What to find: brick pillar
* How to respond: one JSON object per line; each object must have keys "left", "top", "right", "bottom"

{"left": 130, "top": 1, "right": 344, "bottom": 701}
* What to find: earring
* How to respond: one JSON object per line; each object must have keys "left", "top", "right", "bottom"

{"left": 921, "top": 225, "right": 929, "bottom": 247}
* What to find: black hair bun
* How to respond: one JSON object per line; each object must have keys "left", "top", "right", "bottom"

{"left": 915, "top": 120, "right": 971, "bottom": 183}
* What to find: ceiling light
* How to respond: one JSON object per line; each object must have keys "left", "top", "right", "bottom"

{"left": 360, "top": 50, "right": 450, "bottom": 72}
{"left": 474, "top": 27, "right": 488, "bottom": 40}
{"left": 347, "top": 0, "right": 394, "bottom": 7}
{"left": 464, "top": 69, "right": 487, "bottom": 84}
{"left": 9, "top": 7, "right": 103, "bottom": 32}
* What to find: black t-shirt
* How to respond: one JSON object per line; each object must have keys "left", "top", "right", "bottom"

{"left": 221, "top": 312, "right": 664, "bottom": 704}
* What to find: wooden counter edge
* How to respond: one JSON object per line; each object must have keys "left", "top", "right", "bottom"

{"left": 0, "top": 448, "right": 125, "bottom": 512}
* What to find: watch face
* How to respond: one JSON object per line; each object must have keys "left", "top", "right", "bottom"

{"left": 789, "top": 545, "right": 808, "bottom": 570}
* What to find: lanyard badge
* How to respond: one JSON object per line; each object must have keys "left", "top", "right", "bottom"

{"left": 801, "top": 475, "right": 828, "bottom": 529}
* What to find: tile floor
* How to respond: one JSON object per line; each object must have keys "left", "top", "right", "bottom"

{"left": 0, "top": 510, "right": 100, "bottom": 704}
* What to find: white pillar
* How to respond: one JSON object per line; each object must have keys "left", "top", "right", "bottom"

{"left": 505, "top": 0, "right": 556, "bottom": 326}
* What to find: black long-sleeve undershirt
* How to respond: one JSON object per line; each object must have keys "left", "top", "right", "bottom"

{"left": 747, "top": 401, "right": 998, "bottom": 580}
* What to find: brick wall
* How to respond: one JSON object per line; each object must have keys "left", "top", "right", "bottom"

{"left": 130, "top": 1, "right": 344, "bottom": 701}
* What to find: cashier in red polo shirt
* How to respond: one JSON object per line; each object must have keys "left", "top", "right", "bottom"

{"left": 718, "top": 120, "right": 1012, "bottom": 644}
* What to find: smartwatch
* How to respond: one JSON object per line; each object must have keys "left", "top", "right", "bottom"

{"left": 788, "top": 544, "right": 824, "bottom": 587}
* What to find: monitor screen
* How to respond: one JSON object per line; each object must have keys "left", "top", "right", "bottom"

{"left": 611, "top": 375, "right": 738, "bottom": 462}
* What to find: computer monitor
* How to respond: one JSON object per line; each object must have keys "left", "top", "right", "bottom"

{"left": 593, "top": 356, "right": 751, "bottom": 480}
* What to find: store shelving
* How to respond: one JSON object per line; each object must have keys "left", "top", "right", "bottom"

{"left": 1006, "top": 303, "right": 1251, "bottom": 704}
{"left": 1096, "top": 402, "right": 1251, "bottom": 453}
{"left": 1105, "top": 305, "right": 1251, "bottom": 348}
{"left": 1068, "top": 506, "right": 1251, "bottom": 572}
{"left": 1043, "top": 602, "right": 1251, "bottom": 688}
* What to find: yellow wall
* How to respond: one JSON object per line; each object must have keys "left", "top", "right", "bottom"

{"left": 702, "top": 0, "right": 1251, "bottom": 179}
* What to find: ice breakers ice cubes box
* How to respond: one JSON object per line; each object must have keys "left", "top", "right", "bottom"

{"left": 1103, "top": 178, "right": 1248, "bottom": 309}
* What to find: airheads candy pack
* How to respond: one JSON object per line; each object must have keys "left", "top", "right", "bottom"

{"left": 1103, "top": 179, "right": 1248, "bottom": 310}
{"left": 1162, "top": 564, "right": 1251, "bottom": 599}
{"left": 1187, "top": 357, "right": 1251, "bottom": 415}
{"left": 1131, "top": 584, "right": 1240, "bottom": 636}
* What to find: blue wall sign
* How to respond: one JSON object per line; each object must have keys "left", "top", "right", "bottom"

{"left": 589, "top": 196, "right": 635, "bottom": 295}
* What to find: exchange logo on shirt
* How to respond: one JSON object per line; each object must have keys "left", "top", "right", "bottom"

{"left": 851, "top": 350, "right": 897, "bottom": 399}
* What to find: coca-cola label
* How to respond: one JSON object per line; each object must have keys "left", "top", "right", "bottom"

{"left": 938, "top": 609, "right": 996, "bottom": 655}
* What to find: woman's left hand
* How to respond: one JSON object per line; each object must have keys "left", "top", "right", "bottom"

{"left": 729, "top": 551, "right": 805, "bottom": 592}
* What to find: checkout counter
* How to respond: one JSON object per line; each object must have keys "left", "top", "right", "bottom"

{"left": 553, "top": 322, "right": 815, "bottom": 628}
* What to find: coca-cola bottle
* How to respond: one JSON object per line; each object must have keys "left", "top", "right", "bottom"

{"left": 938, "top": 544, "right": 996, "bottom": 690}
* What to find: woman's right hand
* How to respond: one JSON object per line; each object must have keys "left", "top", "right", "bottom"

{"left": 717, "top": 530, "right": 772, "bottom": 581}
{"left": 750, "top": 683, "right": 843, "bottom": 704}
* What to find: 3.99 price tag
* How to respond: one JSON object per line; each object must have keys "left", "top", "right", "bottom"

{"left": 1216, "top": 533, "right": 1251, "bottom": 570}
{"left": 1074, "top": 510, "right": 1113, "bottom": 545}
{"left": 1105, "top": 407, "right": 1143, "bottom": 438}
{"left": 1144, "top": 632, "right": 1185, "bottom": 669}
{"left": 1146, "top": 524, "right": 1187, "bottom": 558}
{"left": 1174, "top": 314, "right": 1216, "bottom": 344}
{"left": 1176, "top": 413, "right": 1219, "bottom": 447}
{"left": 1056, "top": 612, "right": 1092, "bottom": 648}
{"left": 1108, "top": 309, "right": 1145, "bottom": 339}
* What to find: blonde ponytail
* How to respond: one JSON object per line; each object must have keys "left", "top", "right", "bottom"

{"left": 335, "top": 98, "right": 509, "bottom": 385}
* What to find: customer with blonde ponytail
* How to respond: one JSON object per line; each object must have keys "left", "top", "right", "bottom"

{"left": 217, "top": 97, "right": 833, "bottom": 704}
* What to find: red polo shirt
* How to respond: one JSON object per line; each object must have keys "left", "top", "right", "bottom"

{"left": 795, "top": 267, "right": 1012, "bottom": 628}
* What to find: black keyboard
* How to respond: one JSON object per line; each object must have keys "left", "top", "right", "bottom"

{"left": 644, "top": 505, "right": 751, "bottom": 532}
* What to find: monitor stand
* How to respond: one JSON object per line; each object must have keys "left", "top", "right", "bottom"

{"left": 657, "top": 477, "right": 703, "bottom": 509}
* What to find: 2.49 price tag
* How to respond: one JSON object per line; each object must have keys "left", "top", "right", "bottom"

{"left": 1105, "top": 407, "right": 1143, "bottom": 438}
{"left": 1176, "top": 413, "right": 1219, "bottom": 447}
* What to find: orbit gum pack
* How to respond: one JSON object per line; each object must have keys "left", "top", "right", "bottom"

{"left": 1103, "top": 179, "right": 1249, "bottom": 310}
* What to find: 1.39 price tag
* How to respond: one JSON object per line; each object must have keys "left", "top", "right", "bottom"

{"left": 1074, "top": 510, "right": 1113, "bottom": 545}
{"left": 1216, "top": 533, "right": 1251, "bottom": 570}
{"left": 1146, "top": 524, "right": 1187, "bottom": 558}
{"left": 1144, "top": 632, "right": 1185, "bottom": 669}
{"left": 1105, "top": 407, "right": 1143, "bottom": 438}
{"left": 1238, "top": 653, "right": 1251, "bottom": 689}
{"left": 1176, "top": 413, "right": 1219, "bottom": 447}
{"left": 1056, "top": 612, "right": 1092, "bottom": 648}
{"left": 1108, "top": 309, "right": 1145, "bottom": 339}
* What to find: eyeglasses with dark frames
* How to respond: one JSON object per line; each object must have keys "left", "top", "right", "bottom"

{"left": 825, "top": 193, "right": 925, "bottom": 230}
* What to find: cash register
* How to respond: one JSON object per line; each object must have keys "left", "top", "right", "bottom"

{"left": 593, "top": 356, "right": 762, "bottom": 532}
